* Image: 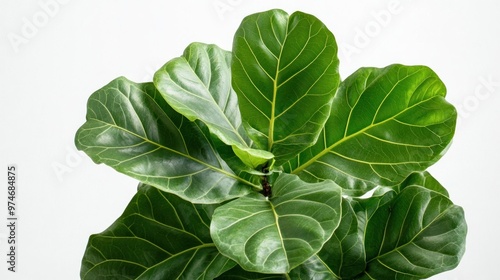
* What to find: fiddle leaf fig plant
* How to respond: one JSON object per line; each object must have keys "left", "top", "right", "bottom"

{"left": 76, "top": 9, "right": 466, "bottom": 280}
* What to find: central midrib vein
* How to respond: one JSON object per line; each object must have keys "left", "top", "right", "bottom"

{"left": 268, "top": 24, "right": 288, "bottom": 152}
{"left": 291, "top": 94, "right": 439, "bottom": 174}
{"left": 90, "top": 118, "right": 258, "bottom": 188}
{"left": 269, "top": 74, "right": 278, "bottom": 151}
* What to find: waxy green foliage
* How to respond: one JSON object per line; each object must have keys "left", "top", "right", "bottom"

{"left": 76, "top": 9, "right": 466, "bottom": 279}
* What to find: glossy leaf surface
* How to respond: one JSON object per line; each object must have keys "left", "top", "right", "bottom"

{"left": 398, "top": 171, "right": 450, "bottom": 197}
{"left": 76, "top": 8, "right": 466, "bottom": 280}
{"left": 286, "top": 64, "right": 457, "bottom": 196}
{"left": 300, "top": 173, "right": 466, "bottom": 280}
{"left": 217, "top": 265, "right": 287, "bottom": 279}
{"left": 315, "top": 198, "right": 365, "bottom": 279}
{"left": 232, "top": 9, "right": 340, "bottom": 165}
{"left": 351, "top": 185, "right": 466, "bottom": 279}
{"left": 211, "top": 173, "right": 342, "bottom": 274}
{"left": 217, "top": 257, "right": 342, "bottom": 280}
{"left": 287, "top": 255, "right": 340, "bottom": 280}
{"left": 75, "top": 77, "right": 254, "bottom": 203}
{"left": 154, "top": 43, "right": 273, "bottom": 168}
{"left": 274, "top": 192, "right": 394, "bottom": 280}
{"left": 81, "top": 184, "right": 236, "bottom": 279}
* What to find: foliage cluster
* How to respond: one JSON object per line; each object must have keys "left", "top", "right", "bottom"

{"left": 76, "top": 9, "right": 466, "bottom": 279}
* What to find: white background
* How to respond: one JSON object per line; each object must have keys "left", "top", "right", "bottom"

{"left": 1, "top": 0, "right": 499, "bottom": 279}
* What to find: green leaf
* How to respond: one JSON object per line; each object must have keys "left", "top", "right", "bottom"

{"left": 374, "top": 171, "right": 450, "bottom": 198}
{"left": 81, "top": 184, "right": 236, "bottom": 279}
{"left": 218, "top": 257, "right": 343, "bottom": 280}
{"left": 351, "top": 183, "right": 466, "bottom": 279}
{"left": 211, "top": 137, "right": 264, "bottom": 187}
{"left": 154, "top": 42, "right": 273, "bottom": 169}
{"left": 217, "top": 265, "right": 287, "bottom": 279}
{"left": 286, "top": 194, "right": 391, "bottom": 280}
{"left": 314, "top": 198, "right": 365, "bottom": 279}
{"left": 210, "top": 173, "right": 342, "bottom": 274}
{"left": 286, "top": 64, "right": 457, "bottom": 196}
{"left": 232, "top": 9, "right": 340, "bottom": 165}
{"left": 287, "top": 255, "right": 340, "bottom": 280}
{"left": 400, "top": 171, "right": 450, "bottom": 196}
{"left": 75, "top": 77, "right": 255, "bottom": 203}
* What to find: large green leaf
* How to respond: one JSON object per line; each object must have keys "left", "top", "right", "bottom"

{"left": 75, "top": 77, "right": 256, "bottom": 203}
{"left": 314, "top": 198, "right": 365, "bottom": 279}
{"left": 350, "top": 185, "right": 466, "bottom": 279}
{"left": 154, "top": 43, "right": 273, "bottom": 169}
{"left": 232, "top": 9, "right": 340, "bottom": 165}
{"left": 210, "top": 173, "right": 342, "bottom": 274}
{"left": 295, "top": 173, "right": 467, "bottom": 279}
{"left": 286, "top": 64, "right": 457, "bottom": 196}
{"left": 282, "top": 194, "right": 389, "bottom": 280}
{"left": 81, "top": 184, "right": 236, "bottom": 279}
